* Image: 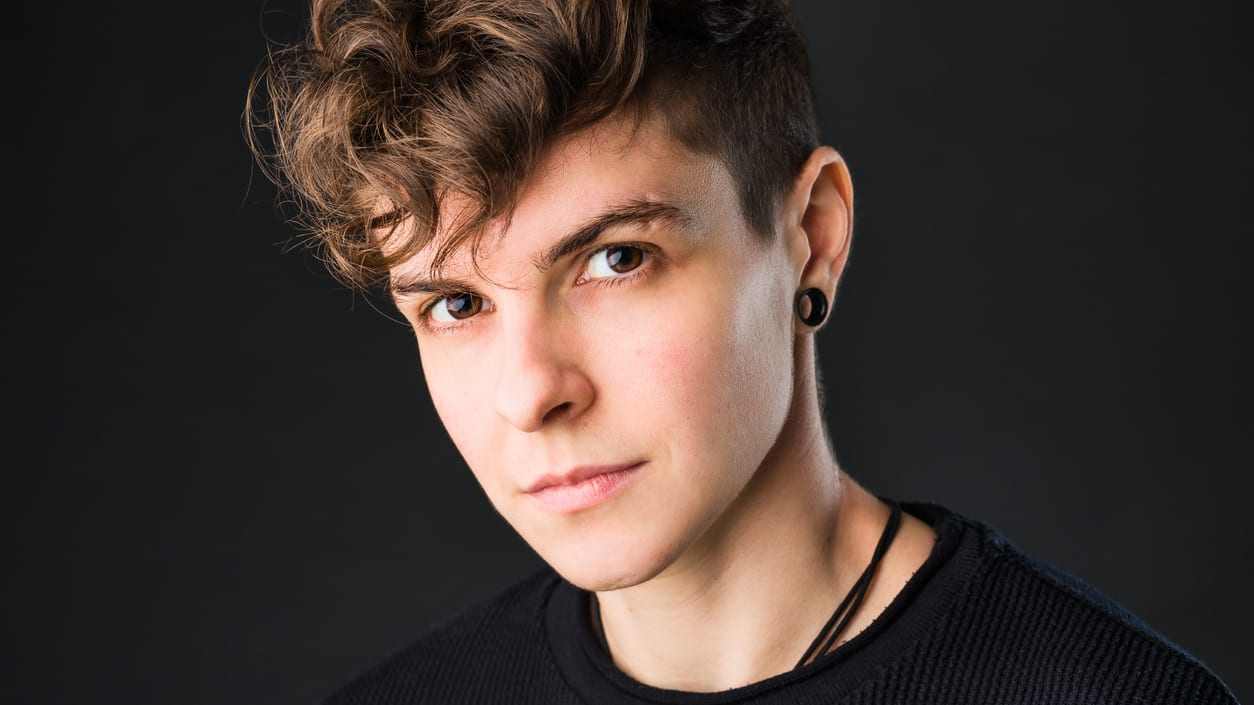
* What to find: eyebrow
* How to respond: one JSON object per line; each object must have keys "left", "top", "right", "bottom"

{"left": 389, "top": 198, "right": 690, "bottom": 299}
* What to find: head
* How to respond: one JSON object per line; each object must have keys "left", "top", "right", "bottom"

{"left": 247, "top": 0, "right": 854, "bottom": 590}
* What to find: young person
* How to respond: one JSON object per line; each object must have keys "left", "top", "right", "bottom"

{"left": 247, "top": 1, "right": 1238, "bottom": 702}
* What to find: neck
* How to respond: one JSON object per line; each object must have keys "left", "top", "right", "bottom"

{"left": 593, "top": 343, "right": 893, "bottom": 692}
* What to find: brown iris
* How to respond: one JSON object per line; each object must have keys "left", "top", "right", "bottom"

{"left": 605, "top": 245, "right": 644, "bottom": 273}
{"left": 444, "top": 292, "right": 483, "bottom": 320}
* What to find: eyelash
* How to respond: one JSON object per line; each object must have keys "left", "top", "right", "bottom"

{"left": 414, "top": 242, "right": 658, "bottom": 336}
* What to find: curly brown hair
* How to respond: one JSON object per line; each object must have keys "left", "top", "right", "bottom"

{"left": 245, "top": 0, "right": 818, "bottom": 290}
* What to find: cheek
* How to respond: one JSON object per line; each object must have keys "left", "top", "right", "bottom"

{"left": 418, "top": 343, "right": 455, "bottom": 423}
{"left": 605, "top": 267, "right": 793, "bottom": 455}
{"left": 417, "top": 341, "right": 499, "bottom": 473}
{"left": 599, "top": 302, "right": 725, "bottom": 422}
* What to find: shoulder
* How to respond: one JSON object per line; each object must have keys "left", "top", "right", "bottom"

{"left": 931, "top": 507, "right": 1238, "bottom": 704}
{"left": 320, "top": 566, "right": 573, "bottom": 705}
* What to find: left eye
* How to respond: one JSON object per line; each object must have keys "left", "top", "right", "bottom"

{"left": 585, "top": 245, "right": 646, "bottom": 279}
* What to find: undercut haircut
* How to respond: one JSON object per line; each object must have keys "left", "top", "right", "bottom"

{"left": 246, "top": 0, "right": 819, "bottom": 290}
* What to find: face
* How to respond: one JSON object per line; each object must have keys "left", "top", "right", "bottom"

{"left": 390, "top": 115, "right": 803, "bottom": 591}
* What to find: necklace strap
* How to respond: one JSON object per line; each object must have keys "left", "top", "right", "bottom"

{"left": 795, "top": 498, "right": 903, "bottom": 667}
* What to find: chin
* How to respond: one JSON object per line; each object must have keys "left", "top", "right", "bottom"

{"left": 534, "top": 522, "right": 686, "bottom": 593}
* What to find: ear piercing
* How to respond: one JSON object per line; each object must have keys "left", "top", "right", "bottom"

{"left": 796, "top": 288, "right": 829, "bottom": 327}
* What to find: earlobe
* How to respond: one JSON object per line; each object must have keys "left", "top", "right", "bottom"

{"left": 795, "top": 287, "right": 829, "bottom": 328}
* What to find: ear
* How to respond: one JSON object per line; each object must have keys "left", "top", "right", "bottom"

{"left": 783, "top": 146, "right": 853, "bottom": 332}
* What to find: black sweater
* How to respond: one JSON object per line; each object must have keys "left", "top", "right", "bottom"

{"left": 323, "top": 501, "right": 1238, "bottom": 704}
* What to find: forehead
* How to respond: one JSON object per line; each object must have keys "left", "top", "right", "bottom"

{"left": 388, "top": 113, "right": 730, "bottom": 284}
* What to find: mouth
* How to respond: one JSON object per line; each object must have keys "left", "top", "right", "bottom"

{"left": 524, "top": 461, "right": 645, "bottom": 514}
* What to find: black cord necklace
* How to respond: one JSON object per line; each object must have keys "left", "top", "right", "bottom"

{"left": 795, "top": 497, "right": 902, "bottom": 667}
{"left": 588, "top": 498, "right": 904, "bottom": 671}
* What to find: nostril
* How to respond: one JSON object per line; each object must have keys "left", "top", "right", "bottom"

{"left": 543, "top": 401, "right": 573, "bottom": 423}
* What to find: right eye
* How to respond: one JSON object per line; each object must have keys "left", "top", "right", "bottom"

{"left": 428, "top": 292, "right": 485, "bottom": 323}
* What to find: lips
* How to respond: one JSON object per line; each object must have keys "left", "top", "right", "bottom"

{"left": 524, "top": 461, "right": 644, "bottom": 513}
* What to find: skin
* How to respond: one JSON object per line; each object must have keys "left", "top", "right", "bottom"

{"left": 389, "top": 113, "right": 938, "bottom": 692}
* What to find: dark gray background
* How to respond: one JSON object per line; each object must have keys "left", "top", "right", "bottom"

{"left": 9, "top": 0, "right": 1250, "bottom": 703}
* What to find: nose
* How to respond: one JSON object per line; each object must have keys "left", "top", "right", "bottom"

{"left": 493, "top": 311, "right": 594, "bottom": 432}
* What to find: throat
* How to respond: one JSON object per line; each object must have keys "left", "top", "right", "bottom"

{"left": 589, "top": 470, "right": 908, "bottom": 692}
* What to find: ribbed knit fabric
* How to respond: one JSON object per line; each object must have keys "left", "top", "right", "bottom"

{"left": 323, "top": 501, "right": 1238, "bottom": 704}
